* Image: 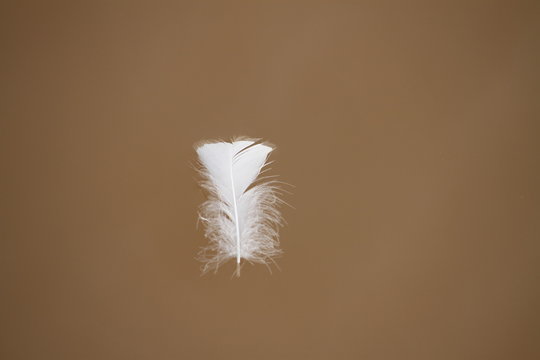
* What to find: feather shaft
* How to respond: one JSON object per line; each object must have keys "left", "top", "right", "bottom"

{"left": 229, "top": 153, "right": 241, "bottom": 264}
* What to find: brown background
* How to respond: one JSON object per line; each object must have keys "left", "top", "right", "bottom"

{"left": 1, "top": 1, "right": 539, "bottom": 359}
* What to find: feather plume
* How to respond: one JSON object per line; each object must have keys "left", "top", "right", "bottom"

{"left": 195, "top": 137, "right": 285, "bottom": 276}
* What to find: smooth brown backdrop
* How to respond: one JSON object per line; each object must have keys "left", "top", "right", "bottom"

{"left": 1, "top": 1, "right": 539, "bottom": 359}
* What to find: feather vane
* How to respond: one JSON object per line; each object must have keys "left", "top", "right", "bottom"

{"left": 195, "top": 138, "right": 284, "bottom": 276}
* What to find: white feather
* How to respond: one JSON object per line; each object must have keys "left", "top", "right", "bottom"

{"left": 195, "top": 138, "right": 284, "bottom": 276}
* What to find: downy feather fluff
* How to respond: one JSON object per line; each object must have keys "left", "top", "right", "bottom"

{"left": 195, "top": 138, "right": 284, "bottom": 276}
